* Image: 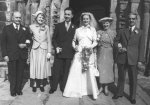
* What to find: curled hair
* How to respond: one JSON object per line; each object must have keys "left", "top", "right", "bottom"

{"left": 79, "top": 12, "right": 99, "bottom": 30}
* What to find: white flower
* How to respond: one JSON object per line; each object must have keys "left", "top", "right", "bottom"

{"left": 118, "top": 43, "right": 122, "bottom": 48}
{"left": 22, "top": 27, "right": 26, "bottom": 31}
{"left": 25, "top": 40, "right": 30, "bottom": 44}
{"left": 134, "top": 30, "right": 138, "bottom": 34}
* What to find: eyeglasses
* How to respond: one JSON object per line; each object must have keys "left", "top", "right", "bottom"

{"left": 129, "top": 18, "right": 136, "bottom": 20}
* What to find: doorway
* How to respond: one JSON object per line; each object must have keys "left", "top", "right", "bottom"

{"left": 70, "top": 0, "right": 111, "bottom": 27}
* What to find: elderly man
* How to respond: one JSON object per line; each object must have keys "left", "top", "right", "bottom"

{"left": 112, "top": 13, "right": 145, "bottom": 104}
{"left": 1, "top": 11, "right": 31, "bottom": 96}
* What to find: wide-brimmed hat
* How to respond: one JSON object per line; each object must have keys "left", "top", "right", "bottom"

{"left": 99, "top": 17, "right": 113, "bottom": 23}
{"left": 32, "top": 10, "right": 43, "bottom": 17}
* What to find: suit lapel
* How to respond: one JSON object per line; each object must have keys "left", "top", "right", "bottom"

{"left": 62, "top": 22, "right": 67, "bottom": 32}
{"left": 130, "top": 27, "right": 139, "bottom": 39}
{"left": 124, "top": 28, "right": 130, "bottom": 41}
{"left": 10, "top": 24, "right": 18, "bottom": 39}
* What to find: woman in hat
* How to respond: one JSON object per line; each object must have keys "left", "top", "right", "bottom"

{"left": 97, "top": 17, "right": 116, "bottom": 96}
{"left": 29, "top": 11, "right": 52, "bottom": 92}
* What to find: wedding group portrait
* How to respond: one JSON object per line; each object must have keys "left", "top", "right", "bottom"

{"left": 0, "top": 0, "right": 150, "bottom": 105}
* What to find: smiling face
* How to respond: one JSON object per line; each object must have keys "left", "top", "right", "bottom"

{"left": 36, "top": 13, "right": 45, "bottom": 25}
{"left": 128, "top": 14, "right": 137, "bottom": 27}
{"left": 64, "top": 10, "right": 73, "bottom": 22}
{"left": 102, "top": 21, "right": 110, "bottom": 30}
{"left": 82, "top": 14, "right": 91, "bottom": 26}
{"left": 12, "top": 12, "right": 22, "bottom": 25}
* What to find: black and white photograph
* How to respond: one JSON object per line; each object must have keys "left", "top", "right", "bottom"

{"left": 0, "top": 0, "right": 150, "bottom": 105}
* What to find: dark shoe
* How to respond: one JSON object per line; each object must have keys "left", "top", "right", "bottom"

{"left": 130, "top": 99, "right": 136, "bottom": 104}
{"left": 49, "top": 89, "right": 55, "bottom": 94}
{"left": 112, "top": 95, "right": 123, "bottom": 99}
{"left": 32, "top": 87, "right": 37, "bottom": 92}
{"left": 60, "top": 89, "right": 64, "bottom": 93}
{"left": 16, "top": 91, "right": 23, "bottom": 95}
{"left": 40, "top": 87, "right": 45, "bottom": 92}
{"left": 11, "top": 92, "right": 16, "bottom": 97}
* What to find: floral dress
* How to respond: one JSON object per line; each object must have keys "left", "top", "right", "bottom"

{"left": 97, "top": 29, "right": 116, "bottom": 84}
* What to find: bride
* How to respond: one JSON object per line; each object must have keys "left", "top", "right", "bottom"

{"left": 63, "top": 12, "right": 99, "bottom": 99}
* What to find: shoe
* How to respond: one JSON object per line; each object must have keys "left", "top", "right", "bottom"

{"left": 40, "top": 87, "right": 45, "bottom": 92}
{"left": 49, "top": 89, "right": 55, "bottom": 94}
{"left": 16, "top": 91, "right": 23, "bottom": 95}
{"left": 130, "top": 99, "right": 136, "bottom": 104}
{"left": 60, "top": 89, "right": 64, "bottom": 93}
{"left": 11, "top": 92, "right": 16, "bottom": 97}
{"left": 32, "top": 87, "right": 37, "bottom": 92}
{"left": 112, "top": 95, "right": 123, "bottom": 99}
{"left": 104, "top": 87, "right": 109, "bottom": 96}
{"left": 104, "top": 91, "right": 109, "bottom": 96}
{"left": 98, "top": 87, "right": 103, "bottom": 95}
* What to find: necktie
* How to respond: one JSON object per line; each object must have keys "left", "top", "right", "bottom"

{"left": 66, "top": 22, "right": 70, "bottom": 31}
{"left": 16, "top": 25, "right": 19, "bottom": 33}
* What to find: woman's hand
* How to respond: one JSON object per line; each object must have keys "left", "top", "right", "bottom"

{"left": 46, "top": 53, "right": 51, "bottom": 61}
{"left": 74, "top": 45, "right": 82, "bottom": 52}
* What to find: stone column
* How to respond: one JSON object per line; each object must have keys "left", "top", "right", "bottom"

{"left": 30, "top": 0, "right": 39, "bottom": 24}
{"left": 110, "top": 0, "right": 117, "bottom": 31}
{"left": 143, "top": 0, "right": 150, "bottom": 76}
{"left": 129, "top": 0, "right": 140, "bottom": 28}
{"left": 59, "top": 0, "right": 69, "bottom": 22}
{"left": 0, "top": 0, "right": 16, "bottom": 60}
{"left": 16, "top": 0, "right": 26, "bottom": 25}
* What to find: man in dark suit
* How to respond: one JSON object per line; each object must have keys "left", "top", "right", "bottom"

{"left": 49, "top": 7, "right": 76, "bottom": 94}
{"left": 1, "top": 11, "right": 31, "bottom": 96}
{"left": 112, "top": 13, "right": 145, "bottom": 104}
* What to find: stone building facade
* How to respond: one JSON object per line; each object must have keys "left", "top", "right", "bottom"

{"left": 0, "top": 0, "right": 150, "bottom": 75}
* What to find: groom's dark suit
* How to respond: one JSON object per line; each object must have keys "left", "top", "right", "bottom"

{"left": 114, "top": 27, "right": 145, "bottom": 100}
{"left": 51, "top": 21, "right": 76, "bottom": 92}
{"left": 1, "top": 23, "right": 31, "bottom": 95}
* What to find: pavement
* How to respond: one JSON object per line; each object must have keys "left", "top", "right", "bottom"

{"left": 0, "top": 62, "right": 150, "bottom": 105}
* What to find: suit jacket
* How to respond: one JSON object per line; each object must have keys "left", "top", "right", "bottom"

{"left": 52, "top": 21, "right": 76, "bottom": 58}
{"left": 1, "top": 23, "right": 31, "bottom": 61}
{"left": 114, "top": 27, "right": 145, "bottom": 65}
{"left": 29, "top": 24, "right": 51, "bottom": 52}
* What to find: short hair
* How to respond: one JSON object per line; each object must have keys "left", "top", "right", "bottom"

{"left": 64, "top": 7, "right": 74, "bottom": 15}
{"left": 128, "top": 12, "right": 137, "bottom": 19}
{"left": 12, "top": 11, "right": 21, "bottom": 17}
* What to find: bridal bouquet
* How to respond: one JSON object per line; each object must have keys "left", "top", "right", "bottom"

{"left": 81, "top": 47, "right": 92, "bottom": 72}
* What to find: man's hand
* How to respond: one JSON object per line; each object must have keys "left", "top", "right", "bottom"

{"left": 56, "top": 47, "right": 62, "bottom": 54}
{"left": 19, "top": 44, "right": 26, "bottom": 49}
{"left": 4, "top": 56, "right": 9, "bottom": 62}
{"left": 138, "top": 62, "right": 143, "bottom": 68}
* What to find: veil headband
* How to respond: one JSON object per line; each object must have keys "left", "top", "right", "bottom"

{"left": 80, "top": 12, "right": 99, "bottom": 30}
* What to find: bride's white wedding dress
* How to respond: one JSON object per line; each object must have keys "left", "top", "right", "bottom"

{"left": 63, "top": 26, "right": 99, "bottom": 99}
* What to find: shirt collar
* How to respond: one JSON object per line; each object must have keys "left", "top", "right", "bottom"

{"left": 129, "top": 25, "right": 135, "bottom": 31}
{"left": 65, "top": 21, "right": 71, "bottom": 26}
{"left": 13, "top": 23, "right": 20, "bottom": 29}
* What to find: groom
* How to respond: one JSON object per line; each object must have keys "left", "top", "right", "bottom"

{"left": 49, "top": 7, "right": 76, "bottom": 93}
